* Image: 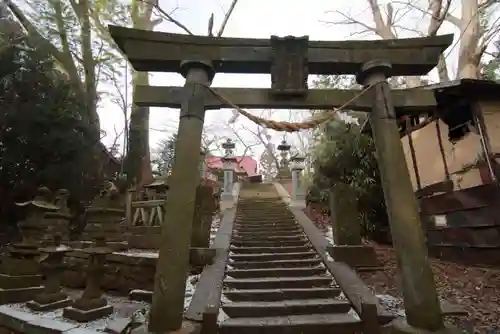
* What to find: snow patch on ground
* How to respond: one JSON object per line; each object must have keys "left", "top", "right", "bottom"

{"left": 325, "top": 226, "right": 334, "bottom": 245}
{"left": 376, "top": 294, "right": 405, "bottom": 317}
{"left": 4, "top": 292, "right": 149, "bottom": 332}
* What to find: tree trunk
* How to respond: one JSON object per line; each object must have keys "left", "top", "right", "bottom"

{"left": 126, "top": 70, "right": 152, "bottom": 186}
{"left": 458, "top": 0, "right": 480, "bottom": 79}
{"left": 125, "top": 0, "right": 158, "bottom": 186}
{"left": 80, "top": 0, "right": 100, "bottom": 136}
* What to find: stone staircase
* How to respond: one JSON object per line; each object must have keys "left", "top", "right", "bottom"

{"left": 219, "top": 183, "right": 362, "bottom": 334}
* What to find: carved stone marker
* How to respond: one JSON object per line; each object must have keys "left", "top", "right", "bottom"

{"left": 327, "top": 183, "right": 379, "bottom": 269}
{"left": 27, "top": 234, "right": 72, "bottom": 311}
{"left": 0, "top": 188, "right": 58, "bottom": 304}
{"left": 191, "top": 185, "right": 217, "bottom": 250}
{"left": 63, "top": 235, "right": 113, "bottom": 322}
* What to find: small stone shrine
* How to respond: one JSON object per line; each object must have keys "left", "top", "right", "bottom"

{"left": 63, "top": 235, "right": 113, "bottom": 322}
{"left": 26, "top": 234, "right": 72, "bottom": 311}
{"left": 0, "top": 187, "right": 58, "bottom": 304}
{"left": 81, "top": 181, "right": 126, "bottom": 244}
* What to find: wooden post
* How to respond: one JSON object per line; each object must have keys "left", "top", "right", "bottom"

{"left": 356, "top": 60, "right": 443, "bottom": 331}
{"left": 435, "top": 119, "right": 451, "bottom": 181}
{"left": 149, "top": 61, "right": 213, "bottom": 332}
{"left": 406, "top": 119, "right": 422, "bottom": 191}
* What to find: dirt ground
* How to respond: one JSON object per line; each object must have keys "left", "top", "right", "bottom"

{"left": 359, "top": 242, "right": 500, "bottom": 334}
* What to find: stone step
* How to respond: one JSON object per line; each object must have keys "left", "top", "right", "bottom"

{"left": 233, "top": 226, "right": 302, "bottom": 234}
{"left": 229, "top": 258, "right": 323, "bottom": 269}
{"left": 231, "top": 236, "right": 306, "bottom": 243}
{"left": 219, "top": 313, "right": 361, "bottom": 334}
{"left": 233, "top": 229, "right": 303, "bottom": 237}
{"left": 224, "top": 276, "right": 333, "bottom": 289}
{"left": 233, "top": 221, "right": 297, "bottom": 228}
{"left": 231, "top": 235, "right": 307, "bottom": 243}
{"left": 229, "top": 246, "right": 311, "bottom": 254}
{"left": 225, "top": 267, "right": 326, "bottom": 278}
{"left": 230, "top": 252, "right": 317, "bottom": 262}
{"left": 222, "top": 298, "right": 352, "bottom": 318}
{"left": 231, "top": 240, "right": 308, "bottom": 247}
{"left": 223, "top": 287, "right": 342, "bottom": 301}
{"left": 235, "top": 217, "right": 296, "bottom": 222}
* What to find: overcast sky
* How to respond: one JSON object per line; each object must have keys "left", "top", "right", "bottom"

{"left": 99, "top": 0, "right": 463, "bottom": 159}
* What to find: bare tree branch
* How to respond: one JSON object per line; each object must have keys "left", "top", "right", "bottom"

{"left": 216, "top": 0, "right": 239, "bottom": 37}
{"left": 138, "top": 0, "right": 194, "bottom": 35}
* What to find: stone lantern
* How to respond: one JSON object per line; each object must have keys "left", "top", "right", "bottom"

{"left": 0, "top": 187, "right": 59, "bottom": 304}
{"left": 63, "top": 235, "right": 113, "bottom": 322}
{"left": 276, "top": 138, "right": 292, "bottom": 179}
{"left": 290, "top": 152, "right": 306, "bottom": 202}
{"left": 27, "top": 234, "right": 72, "bottom": 311}
{"left": 200, "top": 149, "right": 207, "bottom": 180}
{"left": 221, "top": 138, "right": 236, "bottom": 201}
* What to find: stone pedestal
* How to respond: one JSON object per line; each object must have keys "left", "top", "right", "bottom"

{"left": 63, "top": 236, "right": 113, "bottom": 322}
{"left": 328, "top": 183, "right": 379, "bottom": 269}
{"left": 27, "top": 235, "right": 72, "bottom": 311}
{"left": 0, "top": 190, "right": 59, "bottom": 304}
{"left": 0, "top": 244, "right": 43, "bottom": 304}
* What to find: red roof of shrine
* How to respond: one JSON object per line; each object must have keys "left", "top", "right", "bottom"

{"left": 205, "top": 155, "right": 258, "bottom": 177}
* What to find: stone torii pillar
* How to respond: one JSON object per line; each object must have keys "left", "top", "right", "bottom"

{"left": 149, "top": 60, "right": 214, "bottom": 332}
{"left": 221, "top": 138, "right": 236, "bottom": 202}
{"left": 356, "top": 60, "right": 444, "bottom": 332}
{"left": 290, "top": 153, "right": 306, "bottom": 202}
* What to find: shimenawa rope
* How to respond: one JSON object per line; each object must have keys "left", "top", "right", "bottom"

{"left": 199, "top": 83, "right": 375, "bottom": 132}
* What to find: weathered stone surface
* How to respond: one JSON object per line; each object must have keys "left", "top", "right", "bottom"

{"left": 328, "top": 245, "right": 380, "bottom": 269}
{"left": 329, "top": 184, "right": 361, "bottom": 246}
{"left": 382, "top": 317, "right": 462, "bottom": 334}
{"left": 105, "top": 318, "right": 132, "bottom": 334}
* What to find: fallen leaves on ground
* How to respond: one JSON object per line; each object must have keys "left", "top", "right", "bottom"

{"left": 359, "top": 241, "right": 500, "bottom": 333}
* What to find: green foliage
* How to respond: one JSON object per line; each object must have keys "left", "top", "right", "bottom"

{"left": 480, "top": 37, "right": 500, "bottom": 81}
{"left": 310, "top": 119, "right": 389, "bottom": 241}
{"left": 0, "top": 37, "right": 101, "bottom": 219}
{"left": 153, "top": 134, "right": 177, "bottom": 176}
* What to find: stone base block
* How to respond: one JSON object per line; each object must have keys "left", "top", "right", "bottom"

{"left": 382, "top": 318, "right": 463, "bottom": 334}
{"left": 129, "top": 289, "right": 152, "bottom": 303}
{"left": 0, "top": 273, "right": 42, "bottom": 289}
{"left": 0, "top": 286, "right": 43, "bottom": 304}
{"left": 328, "top": 245, "right": 379, "bottom": 269}
{"left": 26, "top": 297, "right": 72, "bottom": 311}
{"left": 63, "top": 304, "right": 113, "bottom": 322}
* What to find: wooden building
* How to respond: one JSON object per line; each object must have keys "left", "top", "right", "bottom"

{"left": 365, "top": 79, "right": 500, "bottom": 266}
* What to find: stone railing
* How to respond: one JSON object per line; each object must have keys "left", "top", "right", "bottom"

{"left": 125, "top": 199, "right": 165, "bottom": 226}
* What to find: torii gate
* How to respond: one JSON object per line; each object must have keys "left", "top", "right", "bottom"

{"left": 109, "top": 25, "right": 452, "bottom": 333}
